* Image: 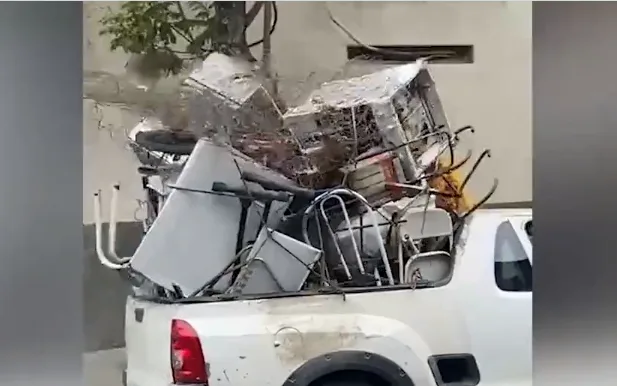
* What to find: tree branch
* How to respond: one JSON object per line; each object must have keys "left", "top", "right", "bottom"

{"left": 261, "top": 2, "right": 272, "bottom": 79}
{"left": 245, "top": 2, "right": 264, "bottom": 27}
{"left": 170, "top": 25, "right": 194, "bottom": 45}
{"left": 175, "top": 1, "right": 195, "bottom": 41}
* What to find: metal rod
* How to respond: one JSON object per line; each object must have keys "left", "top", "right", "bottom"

{"left": 108, "top": 183, "right": 124, "bottom": 261}
{"left": 397, "top": 229, "right": 404, "bottom": 284}
{"left": 302, "top": 188, "right": 395, "bottom": 285}
{"left": 320, "top": 194, "right": 366, "bottom": 275}
{"left": 93, "top": 191, "right": 130, "bottom": 270}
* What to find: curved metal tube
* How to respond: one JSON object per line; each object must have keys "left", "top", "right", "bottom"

{"left": 397, "top": 232, "right": 404, "bottom": 284}
{"left": 301, "top": 190, "right": 335, "bottom": 246}
{"left": 438, "top": 149, "right": 473, "bottom": 178}
{"left": 109, "top": 184, "right": 132, "bottom": 263}
{"left": 302, "top": 190, "right": 353, "bottom": 280}
{"left": 108, "top": 183, "right": 130, "bottom": 262}
{"left": 319, "top": 195, "right": 364, "bottom": 277}
{"left": 461, "top": 178, "right": 499, "bottom": 220}
{"left": 302, "top": 188, "right": 395, "bottom": 285}
{"left": 93, "top": 191, "right": 131, "bottom": 270}
{"left": 454, "top": 125, "right": 475, "bottom": 139}
{"left": 460, "top": 149, "right": 491, "bottom": 192}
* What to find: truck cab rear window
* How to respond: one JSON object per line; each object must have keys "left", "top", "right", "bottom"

{"left": 494, "top": 221, "right": 532, "bottom": 292}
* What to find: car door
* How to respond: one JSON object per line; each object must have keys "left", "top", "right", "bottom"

{"left": 462, "top": 215, "right": 533, "bottom": 385}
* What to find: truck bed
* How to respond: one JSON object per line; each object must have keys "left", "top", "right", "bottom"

{"left": 125, "top": 286, "right": 468, "bottom": 386}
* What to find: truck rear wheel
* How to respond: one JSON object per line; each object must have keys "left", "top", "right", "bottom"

{"left": 310, "top": 370, "right": 389, "bottom": 386}
{"left": 317, "top": 382, "right": 382, "bottom": 386}
{"left": 286, "top": 351, "right": 411, "bottom": 386}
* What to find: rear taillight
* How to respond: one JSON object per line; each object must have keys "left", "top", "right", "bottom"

{"left": 170, "top": 319, "right": 208, "bottom": 385}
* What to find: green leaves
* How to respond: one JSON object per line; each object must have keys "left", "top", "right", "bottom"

{"left": 99, "top": 1, "right": 220, "bottom": 76}
{"left": 187, "top": 29, "right": 211, "bottom": 56}
{"left": 187, "top": 2, "right": 215, "bottom": 21}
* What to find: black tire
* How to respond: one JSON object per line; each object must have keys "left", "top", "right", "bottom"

{"left": 317, "top": 382, "right": 376, "bottom": 386}
{"left": 134, "top": 130, "right": 197, "bottom": 156}
{"left": 312, "top": 371, "right": 387, "bottom": 386}
{"left": 287, "top": 352, "right": 409, "bottom": 386}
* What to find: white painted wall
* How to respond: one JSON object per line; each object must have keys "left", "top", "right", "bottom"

{"left": 83, "top": 1, "right": 532, "bottom": 223}
{"left": 84, "top": 3, "right": 143, "bottom": 224}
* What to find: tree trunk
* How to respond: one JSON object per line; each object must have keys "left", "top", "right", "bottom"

{"left": 261, "top": 1, "right": 272, "bottom": 80}
{"left": 261, "top": 2, "right": 284, "bottom": 108}
{"left": 212, "top": 1, "right": 282, "bottom": 106}
{"left": 213, "top": 1, "right": 255, "bottom": 61}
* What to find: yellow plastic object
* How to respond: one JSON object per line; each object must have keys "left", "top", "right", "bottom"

{"left": 429, "top": 159, "right": 473, "bottom": 215}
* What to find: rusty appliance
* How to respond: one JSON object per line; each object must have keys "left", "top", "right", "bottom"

{"left": 282, "top": 59, "right": 452, "bottom": 184}
{"left": 343, "top": 151, "right": 406, "bottom": 207}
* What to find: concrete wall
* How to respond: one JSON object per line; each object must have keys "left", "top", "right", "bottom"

{"left": 246, "top": 1, "right": 532, "bottom": 205}
{"left": 82, "top": 1, "right": 531, "bottom": 351}
{"left": 84, "top": 1, "right": 532, "bottom": 223}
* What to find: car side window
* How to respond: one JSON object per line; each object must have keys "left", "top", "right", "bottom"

{"left": 524, "top": 220, "right": 532, "bottom": 243}
{"left": 494, "top": 221, "right": 532, "bottom": 292}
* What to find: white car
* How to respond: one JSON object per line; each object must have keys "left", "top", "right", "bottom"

{"left": 123, "top": 208, "right": 532, "bottom": 386}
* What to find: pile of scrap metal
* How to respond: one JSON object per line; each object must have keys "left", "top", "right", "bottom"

{"left": 94, "top": 53, "right": 498, "bottom": 299}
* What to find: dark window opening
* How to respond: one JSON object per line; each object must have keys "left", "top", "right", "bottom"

{"left": 346, "top": 45, "right": 474, "bottom": 64}
{"left": 524, "top": 220, "right": 533, "bottom": 243}
{"left": 494, "top": 221, "right": 532, "bottom": 292}
{"left": 428, "top": 354, "right": 480, "bottom": 386}
{"left": 496, "top": 260, "right": 532, "bottom": 292}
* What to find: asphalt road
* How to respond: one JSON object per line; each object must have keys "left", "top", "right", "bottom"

{"left": 85, "top": 349, "right": 125, "bottom": 386}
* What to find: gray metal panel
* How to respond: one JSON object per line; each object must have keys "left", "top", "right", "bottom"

{"left": 230, "top": 228, "right": 322, "bottom": 295}
{"left": 129, "top": 140, "right": 243, "bottom": 295}
{"left": 129, "top": 139, "right": 294, "bottom": 295}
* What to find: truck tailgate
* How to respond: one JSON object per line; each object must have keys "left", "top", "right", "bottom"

{"left": 125, "top": 296, "right": 179, "bottom": 386}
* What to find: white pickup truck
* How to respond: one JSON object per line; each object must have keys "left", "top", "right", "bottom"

{"left": 123, "top": 208, "right": 532, "bottom": 386}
